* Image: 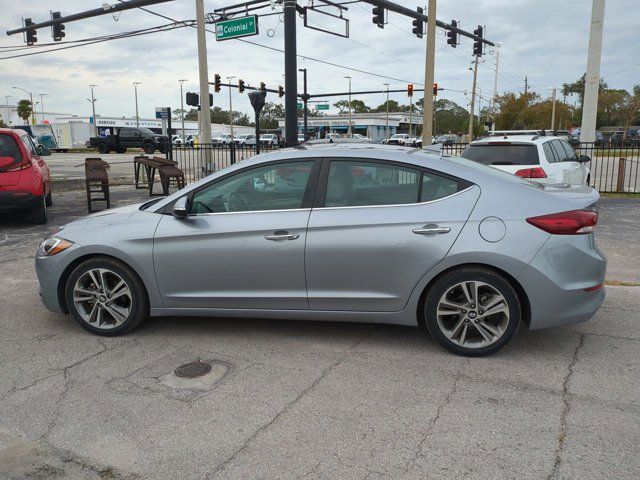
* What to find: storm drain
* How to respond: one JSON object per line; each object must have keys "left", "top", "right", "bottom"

{"left": 174, "top": 360, "right": 212, "bottom": 378}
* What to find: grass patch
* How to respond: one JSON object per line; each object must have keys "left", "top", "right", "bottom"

{"left": 600, "top": 192, "right": 640, "bottom": 199}
{"left": 605, "top": 279, "right": 640, "bottom": 287}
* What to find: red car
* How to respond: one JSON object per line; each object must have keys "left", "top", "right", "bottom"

{"left": 0, "top": 128, "right": 52, "bottom": 223}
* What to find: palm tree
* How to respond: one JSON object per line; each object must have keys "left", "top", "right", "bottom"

{"left": 17, "top": 99, "right": 33, "bottom": 125}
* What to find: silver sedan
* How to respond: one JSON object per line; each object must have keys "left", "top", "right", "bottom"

{"left": 35, "top": 144, "right": 606, "bottom": 356}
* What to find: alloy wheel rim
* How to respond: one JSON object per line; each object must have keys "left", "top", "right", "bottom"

{"left": 73, "top": 268, "right": 132, "bottom": 329}
{"left": 436, "top": 281, "right": 510, "bottom": 349}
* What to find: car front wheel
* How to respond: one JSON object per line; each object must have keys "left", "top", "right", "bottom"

{"left": 423, "top": 267, "right": 520, "bottom": 356}
{"left": 143, "top": 143, "right": 155, "bottom": 154}
{"left": 65, "top": 257, "right": 149, "bottom": 336}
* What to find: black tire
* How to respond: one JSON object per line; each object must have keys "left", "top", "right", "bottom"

{"left": 97, "top": 143, "right": 110, "bottom": 154}
{"left": 45, "top": 190, "right": 53, "bottom": 207}
{"left": 422, "top": 267, "right": 521, "bottom": 357}
{"left": 65, "top": 256, "right": 149, "bottom": 336}
{"left": 31, "top": 192, "right": 47, "bottom": 224}
{"left": 116, "top": 147, "right": 127, "bottom": 154}
{"left": 143, "top": 143, "right": 155, "bottom": 155}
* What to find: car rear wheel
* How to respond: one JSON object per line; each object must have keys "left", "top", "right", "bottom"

{"left": 45, "top": 190, "right": 53, "bottom": 207}
{"left": 143, "top": 143, "right": 155, "bottom": 154}
{"left": 65, "top": 257, "right": 149, "bottom": 336}
{"left": 97, "top": 143, "right": 110, "bottom": 154}
{"left": 115, "top": 147, "right": 127, "bottom": 154}
{"left": 31, "top": 192, "right": 47, "bottom": 224}
{"left": 423, "top": 267, "right": 520, "bottom": 356}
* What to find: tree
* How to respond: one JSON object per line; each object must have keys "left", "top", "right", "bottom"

{"left": 172, "top": 108, "right": 187, "bottom": 120}
{"left": 433, "top": 99, "right": 469, "bottom": 134}
{"left": 0, "top": 114, "right": 6, "bottom": 128}
{"left": 333, "top": 99, "right": 370, "bottom": 114}
{"left": 372, "top": 99, "right": 410, "bottom": 113}
{"left": 610, "top": 85, "right": 640, "bottom": 138}
{"left": 17, "top": 99, "right": 32, "bottom": 125}
{"left": 259, "top": 102, "right": 285, "bottom": 130}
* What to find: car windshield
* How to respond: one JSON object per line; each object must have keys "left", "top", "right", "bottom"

{"left": 0, "top": 134, "right": 23, "bottom": 172}
{"left": 391, "top": 134, "right": 404, "bottom": 139}
{"left": 462, "top": 144, "right": 540, "bottom": 166}
{"left": 139, "top": 128, "right": 155, "bottom": 135}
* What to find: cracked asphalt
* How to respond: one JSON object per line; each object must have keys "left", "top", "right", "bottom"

{"left": 0, "top": 187, "right": 639, "bottom": 479}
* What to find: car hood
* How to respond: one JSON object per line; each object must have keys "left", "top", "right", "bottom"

{"left": 61, "top": 203, "right": 144, "bottom": 230}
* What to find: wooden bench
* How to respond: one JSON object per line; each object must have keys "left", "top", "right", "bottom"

{"left": 84, "top": 157, "right": 110, "bottom": 213}
{"left": 133, "top": 155, "right": 184, "bottom": 196}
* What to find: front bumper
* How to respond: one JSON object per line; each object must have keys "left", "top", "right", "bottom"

{"left": 519, "top": 234, "right": 606, "bottom": 330}
{"left": 35, "top": 250, "right": 75, "bottom": 313}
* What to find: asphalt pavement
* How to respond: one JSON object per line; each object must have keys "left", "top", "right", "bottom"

{"left": 0, "top": 187, "right": 638, "bottom": 480}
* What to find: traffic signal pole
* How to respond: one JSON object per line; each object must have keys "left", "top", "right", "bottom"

{"left": 196, "top": 0, "right": 212, "bottom": 147}
{"left": 422, "top": 0, "right": 437, "bottom": 146}
{"left": 468, "top": 55, "right": 479, "bottom": 141}
{"left": 283, "top": 0, "right": 299, "bottom": 147}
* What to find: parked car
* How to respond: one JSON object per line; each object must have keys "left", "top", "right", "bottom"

{"left": 171, "top": 135, "right": 183, "bottom": 146}
{"left": 461, "top": 135, "right": 590, "bottom": 185}
{"left": 385, "top": 133, "right": 411, "bottom": 145}
{"left": 211, "top": 134, "right": 234, "bottom": 147}
{"left": 234, "top": 134, "right": 257, "bottom": 146}
{"left": 0, "top": 128, "right": 52, "bottom": 224}
{"left": 88, "top": 127, "right": 169, "bottom": 155}
{"left": 434, "top": 134, "right": 461, "bottom": 146}
{"left": 259, "top": 134, "right": 279, "bottom": 146}
{"left": 183, "top": 134, "right": 197, "bottom": 147}
{"left": 298, "top": 134, "right": 306, "bottom": 144}
{"left": 35, "top": 144, "right": 605, "bottom": 356}
{"left": 568, "top": 130, "right": 604, "bottom": 146}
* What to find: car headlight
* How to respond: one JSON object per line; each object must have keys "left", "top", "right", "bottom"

{"left": 37, "top": 237, "right": 74, "bottom": 257}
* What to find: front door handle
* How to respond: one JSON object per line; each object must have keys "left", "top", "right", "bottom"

{"left": 413, "top": 225, "right": 451, "bottom": 236}
{"left": 265, "top": 231, "right": 300, "bottom": 242}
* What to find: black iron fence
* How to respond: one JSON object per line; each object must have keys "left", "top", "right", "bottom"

{"left": 442, "top": 142, "right": 640, "bottom": 193}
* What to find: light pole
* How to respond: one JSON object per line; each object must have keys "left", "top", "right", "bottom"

{"left": 549, "top": 87, "right": 558, "bottom": 132}
{"left": 133, "top": 82, "right": 142, "bottom": 127}
{"left": 299, "top": 68, "right": 308, "bottom": 140}
{"left": 178, "top": 79, "right": 187, "bottom": 141}
{"left": 344, "top": 76, "right": 352, "bottom": 136}
{"left": 3, "top": 95, "right": 11, "bottom": 125}
{"left": 226, "top": 76, "right": 236, "bottom": 139}
{"left": 383, "top": 83, "right": 390, "bottom": 139}
{"left": 12, "top": 86, "right": 35, "bottom": 125}
{"left": 89, "top": 84, "right": 98, "bottom": 137}
{"left": 38, "top": 93, "right": 47, "bottom": 123}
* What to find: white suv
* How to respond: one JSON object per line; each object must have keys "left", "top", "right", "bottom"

{"left": 461, "top": 135, "right": 591, "bottom": 185}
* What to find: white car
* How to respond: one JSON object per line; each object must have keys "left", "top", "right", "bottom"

{"left": 385, "top": 133, "right": 411, "bottom": 146}
{"left": 461, "top": 135, "right": 591, "bottom": 185}
{"left": 234, "top": 134, "right": 257, "bottom": 146}
{"left": 259, "top": 134, "right": 279, "bottom": 146}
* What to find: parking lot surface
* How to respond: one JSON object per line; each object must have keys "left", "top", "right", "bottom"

{"left": 0, "top": 188, "right": 639, "bottom": 479}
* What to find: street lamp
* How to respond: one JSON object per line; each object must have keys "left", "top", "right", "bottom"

{"left": 547, "top": 86, "right": 560, "bottom": 132}
{"left": 38, "top": 93, "right": 47, "bottom": 123}
{"left": 12, "top": 86, "right": 35, "bottom": 125}
{"left": 226, "top": 76, "right": 236, "bottom": 139}
{"left": 178, "top": 79, "right": 188, "bottom": 141}
{"left": 383, "top": 83, "right": 390, "bottom": 139}
{"left": 133, "top": 82, "right": 142, "bottom": 127}
{"left": 344, "top": 76, "right": 352, "bottom": 136}
{"left": 3, "top": 95, "right": 11, "bottom": 125}
{"left": 89, "top": 84, "right": 98, "bottom": 137}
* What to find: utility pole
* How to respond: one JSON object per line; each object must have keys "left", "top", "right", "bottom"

{"left": 468, "top": 56, "right": 479, "bottom": 141}
{"left": 89, "top": 84, "right": 98, "bottom": 137}
{"left": 580, "top": 0, "right": 606, "bottom": 143}
{"left": 178, "top": 79, "right": 187, "bottom": 141}
{"left": 38, "top": 93, "right": 46, "bottom": 123}
{"left": 227, "top": 76, "right": 236, "bottom": 138}
{"left": 196, "top": 0, "right": 212, "bottom": 146}
{"left": 283, "top": 0, "right": 298, "bottom": 146}
{"left": 133, "top": 81, "right": 141, "bottom": 127}
{"left": 492, "top": 46, "right": 500, "bottom": 109}
{"left": 299, "top": 68, "right": 308, "bottom": 139}
{"left": 345, "top": 76, "right": 352, "bottom": 136}
{"left": 550, "top": 87, "right": 557, "bottom": 131}
{"left": 383, "top": 83, "right": 390, "bottom": 139}
{"left": 4, "top": 95, "right": 11, "bottom": 125}
{"left": 422, "top": 0, "right": 436, "bottom": 146}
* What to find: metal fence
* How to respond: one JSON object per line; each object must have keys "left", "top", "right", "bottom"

{"left": 171, "top": 143, "right": 279, "bottom": 184}
{"left": 443, "top": 142, "right": 640, "bottom": 193}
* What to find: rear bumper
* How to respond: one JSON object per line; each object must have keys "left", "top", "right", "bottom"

{"left": 519, "top": 234, "right": 606, "bottom": 330}
{"left": 0, "top": 191, "right": 40, "bottom": 212}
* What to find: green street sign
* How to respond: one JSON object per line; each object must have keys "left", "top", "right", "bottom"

{"left": 297, "top": 103, "right": 303, "bottom": 109}
{"left": 215, "top": 15, "right": 259, "bottom": 41}
{"left": 316, "top": 104, "right": 329, "bottom": 110}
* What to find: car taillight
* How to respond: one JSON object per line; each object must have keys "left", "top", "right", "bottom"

{"left": 5, "top": 160, "right": 31, "bottom": 172}
{"left": 515, "top": 167, "right": 547, "bottom": 178}
{"left": 526, "top": 210, "right": 598, "bottom": 235}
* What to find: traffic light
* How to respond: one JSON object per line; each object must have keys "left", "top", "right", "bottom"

{"left": 433, "top": 83, "right": 438, "bottom": 96}
{"left": 209, "top": 93, "right": 213, "bottom": 106}
{"left": 24, "top": 18, "right": 37, "bottom": 45}
{"left": 186, "top": 92, "right": 199, "bottom": 107}
{"left": 447, "top": 20, "right": 458, "bottom": 48}
{"left": 214, "top": 74, "right": 221, "bottom": 93}
{"left": 278, "top": 85, "right": 284, "bottom": 98}
{"left": 412, "top": 7, "right": 423, "bottom": 38}
{"left": 238, "top": 79, "right": 245, "bottom": 93}
{"left": 407, "top": 84, "right": 414, "bottom": 97}
{"left": 260, "top": 82, "right": 266, "bottom": 92}
{"left": 52, "top": 12, "right": 65, "bottom": 41}
{"left": 372, "top": 6, "right": 384, "bottom": 29}
{"left": 473, "top": 25, "right": 484, "bottom": 56}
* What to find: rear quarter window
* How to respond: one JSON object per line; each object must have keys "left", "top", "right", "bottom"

{"left": 462, "top": 144, "right": 540, "bottom": 166}
{"left": 0, "top": 134, "right": 23, "bottom": 172}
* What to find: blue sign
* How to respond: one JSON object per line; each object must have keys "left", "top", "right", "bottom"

{"left": 155, "top": 107, "right": 169, "bottom": 119}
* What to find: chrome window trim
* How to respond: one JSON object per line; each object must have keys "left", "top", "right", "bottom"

{"left": 189, "top": 208, "right": 312, "bottom": 217}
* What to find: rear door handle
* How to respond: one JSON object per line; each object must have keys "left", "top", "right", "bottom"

{"left": 413, "top": 225, "right": 451, "bottom": 236}
{"left": 265, "top": 231, "right": 300, "bottom": 242}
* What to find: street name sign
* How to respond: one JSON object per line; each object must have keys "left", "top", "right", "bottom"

{"left": 215, "top": 15, "right": 259, "bottom": 41}
{"left": 316, "top": 104, "right": 329, "bottom": 110}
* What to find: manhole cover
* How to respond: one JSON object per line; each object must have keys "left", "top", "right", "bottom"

{"left": 174, "top": 361, "right": 212, "bottom": 378}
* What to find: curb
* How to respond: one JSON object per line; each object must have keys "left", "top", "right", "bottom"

{"left": 51, "top": 176, "right": 135, "bottom": 192}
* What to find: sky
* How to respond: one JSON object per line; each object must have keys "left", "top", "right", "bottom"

{"left": 0, "top": 0, "right": 638, "bottom": 121}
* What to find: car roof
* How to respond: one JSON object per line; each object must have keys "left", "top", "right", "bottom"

{"left": 470, "top": 135, "right": 567, "bottom": 145}
{"left": 0, "top": 128, "right": 25, "bottom": 137}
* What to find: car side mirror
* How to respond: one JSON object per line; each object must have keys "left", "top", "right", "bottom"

{"left": 173, "top": 196, "right": 190, "bottom": 218}
{"left": 579, "top": 154, "right": 591, "bottom": 163}
{"left": 36, "top": 144, "right": 51, "bottom": 156}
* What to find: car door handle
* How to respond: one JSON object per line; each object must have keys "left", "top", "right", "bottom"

{"left": 264, "top": 231, "right": 300, "bottom": 242}
{"left": 413, "top": 225, "right": 451, "bottom": 236}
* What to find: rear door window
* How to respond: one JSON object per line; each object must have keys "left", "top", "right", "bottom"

{"left": 559, "top": 140, "right": 579, "bottom": 162}
{"left": 0, "top": 134, "right": 24, "bottom": 172}
{"left": 461, "top": 144, "right": 540, "bottom": 165}
{"left": 550, "top": 140, "right": 567, "bottom": 162}
{"left": 542, "top": 142, "right": 558, "bottom": 163}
